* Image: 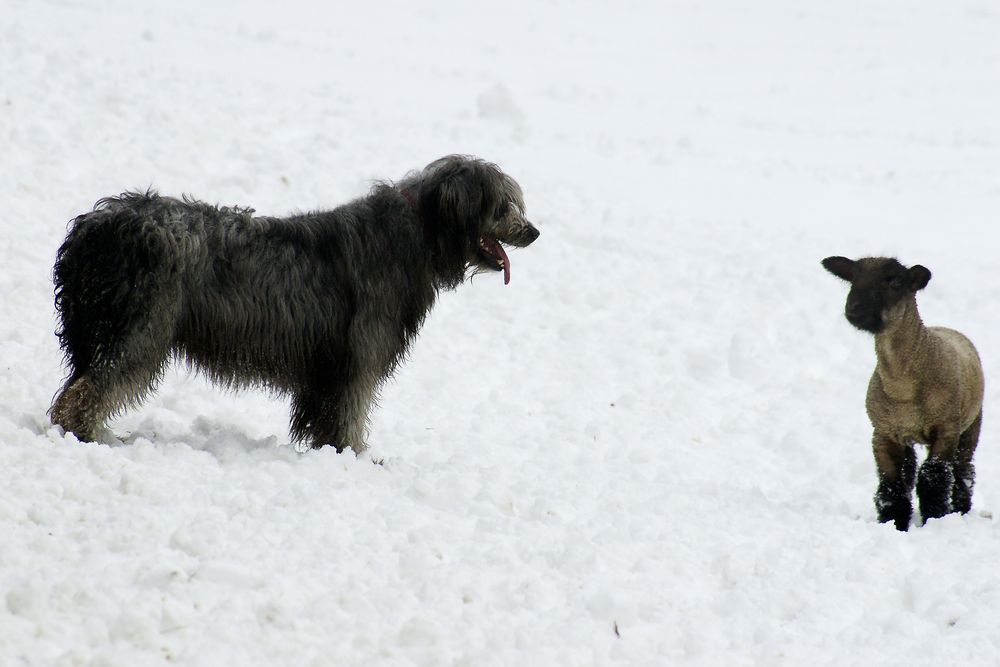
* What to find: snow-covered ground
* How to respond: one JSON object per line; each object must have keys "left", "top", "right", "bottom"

{"left": 3, "top": 0, "right": 1000, "bottom": 664}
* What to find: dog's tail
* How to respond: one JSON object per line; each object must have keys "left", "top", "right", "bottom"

{"left": 53, "top": 191, "right": 174, "bottom": 379}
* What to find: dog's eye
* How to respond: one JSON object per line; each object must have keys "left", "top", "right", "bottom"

{"left": 497, "top": 203, "right": 509, "bottom": 217}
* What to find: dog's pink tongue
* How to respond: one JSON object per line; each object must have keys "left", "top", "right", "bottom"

{"left": 497, "top": 243, "right": 511, "bottom": 285}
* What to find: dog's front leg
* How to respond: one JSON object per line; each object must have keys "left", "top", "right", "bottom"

{"left": 290, "top": 388, "right": 347, "bottom": 453}
{"left": 291, "top": 376, "right": 374, "bottom": 455}
{"left": 334, "top": 371, "right": 380, "bottom": 455}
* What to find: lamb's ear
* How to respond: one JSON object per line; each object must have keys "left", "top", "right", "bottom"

{"left": 908, "top": 265, "right": 931, "bottom": 291}
{"left": 822, "top": 256, "right": 856, "bottom": 282}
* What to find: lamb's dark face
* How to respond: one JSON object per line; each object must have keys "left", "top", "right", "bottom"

{"left": 822, "top": 256, "right": 931, "bottom": 334}
{"left": 419, "top": 156, "right": 539, "bottom": 286}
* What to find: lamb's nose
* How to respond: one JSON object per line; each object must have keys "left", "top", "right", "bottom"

{"left": 846, "top": 301, "right": 865, "bottom": 319}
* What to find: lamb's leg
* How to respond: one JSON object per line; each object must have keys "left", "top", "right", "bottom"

{"left": 872, "top": 433, "right": 916, "bottom": 531}
{"left": 919, "top": 427, "right": 960, "bottom": 522}
{"left": 952, "top": 410, "right": 982, "bottom": 515}
{"left": 917, "top": 457, "right": 954, "bottom": 522}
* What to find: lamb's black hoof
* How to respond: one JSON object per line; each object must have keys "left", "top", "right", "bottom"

{"left": 875, "top": 480, "right": 912, "bottom": 532}
{"left": 917, "top": 457, "right": 953, "bottom": 521}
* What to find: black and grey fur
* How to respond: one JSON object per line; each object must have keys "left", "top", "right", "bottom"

{"left": 50, "top": 155, "right": 539, "bottom": 453}
{"left": 822, "top": 256, "right": 984, "bottom": 530}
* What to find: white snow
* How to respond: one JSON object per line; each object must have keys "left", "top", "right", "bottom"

{"left": 3, "top": 0, "right": 1000, "bottom": 664}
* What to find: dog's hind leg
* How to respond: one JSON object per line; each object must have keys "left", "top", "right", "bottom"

{"left": 51, "top": 328, "right": 175, "bottom": 442}
{"left": 50, "top": 374, "right": 107, "bottom": 442}
{"left": 51, "top": 285, "right": 181, "bottom": 442}
{"left": 52, "top": 211, "right": 181, "bottom": 442}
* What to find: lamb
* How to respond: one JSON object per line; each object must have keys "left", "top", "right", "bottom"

{"left": 822, "top": 256, "right": 984, "bottom": 531}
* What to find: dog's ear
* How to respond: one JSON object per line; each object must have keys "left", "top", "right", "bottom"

{"left": 419, "top": 161, "right": 484, "bottom": 234}
{"left": 415, "top": 159, "right": 489, "bottom": 286}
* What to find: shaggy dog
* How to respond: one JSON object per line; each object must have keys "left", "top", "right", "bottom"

{"left": 50, "top": 155, "right": 539, "bottom": 453}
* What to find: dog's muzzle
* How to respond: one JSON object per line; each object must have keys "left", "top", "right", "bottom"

{"left": 479, "top": 222, "right": 539, "bottom": 285}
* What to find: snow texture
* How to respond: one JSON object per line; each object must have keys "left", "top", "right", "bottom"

{"left": 3, "top": 0, "right": 1000, "bottom": 664}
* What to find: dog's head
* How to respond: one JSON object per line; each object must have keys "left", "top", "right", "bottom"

{"left": 411, "top": 155, "right": 539, "bottom": 287}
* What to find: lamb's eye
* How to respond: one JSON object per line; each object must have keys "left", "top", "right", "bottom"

{"left": 888, "top": 276, "right": 904, "bottom": 290}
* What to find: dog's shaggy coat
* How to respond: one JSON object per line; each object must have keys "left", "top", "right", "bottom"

{"left": 50, "top": 156, "right": 539, "bottom": 453}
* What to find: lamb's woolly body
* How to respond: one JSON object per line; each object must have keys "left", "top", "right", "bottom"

{"left": 823, "top": 255, "right": 984, "bottom": 531}
{"left": 867, "top": 316, "right": 984, "bottom": 448}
